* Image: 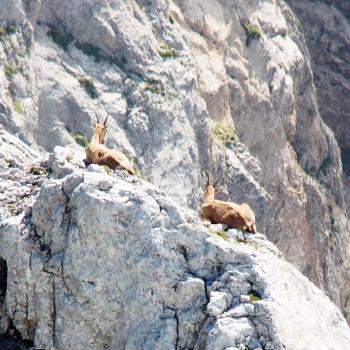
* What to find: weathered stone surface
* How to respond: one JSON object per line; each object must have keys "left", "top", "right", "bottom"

{"left": 0, "top": 150, "right": 349, "bottom": 349}
{"left": 0, "top": 0, "right": 350, "bottom": 337}
{"left": 286, "top": 0, "right": 350, "bottom": 320}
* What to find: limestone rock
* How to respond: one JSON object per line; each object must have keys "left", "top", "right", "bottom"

{"left": 0, "top": 0, "right": 350, "bottom": 335}
{"left": 0, "top": 149, "right": 349, "bottom": 349}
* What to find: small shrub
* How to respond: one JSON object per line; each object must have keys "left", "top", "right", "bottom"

{"left": 30, "top": 165, "right": 47, "bottom": 175}
{"left": 243, "top": 22, "right": 261, "bottom": 46}
{"left": 0, "top": 24, "right": 16, "bottom": 41}
{"left": 12, "top": 97, "right": 24, "bottom": 115}
{"left": 248, "top": 290, "right": 262, "bottom": 302}
{"left": 169, "top": 16, "right": 174, "bottom": 25}
{"left": 4, "top": 64, "right": 17, "bottom": 79}
{"left": 157, "top": 42, "right": 178, "bottom": 59}
{"left": 144, "top": 79, "right": 165, "bottom": 95}
{"left": 66, "top": 152, "right": 73, "bottom": 162}
{"left": 48, "top": 25, "right": 73, "bottom": 51}
{"left": 69, "top": 131, "right": 89, "bottom": 147}
{"left": 209, "top": 228, "right": 229, "bottom": 241}
{"left": 78, "top": 76, "right": 98, "bottom": 99}
{"left": 6, "top": 24, "right": 17, "bottom": 35}
{"left": 103, "top": 165, "right": 112, "bottom": 174}
{"left": 213, "top": 121, "right": 236, "bottom": 146}
{"left": 8, "top": 174, "right": 17, "bottom": 181}
{"left": 138, "top": 168, "right": 150, "bottom": 181}
{"left": 0, "top": 27, "right": 7, "bottom": 38}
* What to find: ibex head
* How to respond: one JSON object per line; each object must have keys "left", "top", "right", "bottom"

{"left": 204, "top": 172, "right": 223, "bottom": 203}
{"left": 93, "top": 111, "right": 109, "bottom": 144}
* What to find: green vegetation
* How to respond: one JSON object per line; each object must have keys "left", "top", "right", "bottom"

{"left": 0, "top": 23, "right": 17, "bottom": 41}
{"left": 209, "top": 228, "right": 229, "bottom": 241}
{"left": 4, "top": 64, "right": 17, "bottom": 79}
{"left": 12, "top": 97, "right": 24, "bottom": 115}
{"left": 6, "top": 24, "right": 17, "bottom": 35}
{"left": 48, "top": 25, "right": 73, "bottom": 51}
{"left": 157, "top": 42, "right": 178, "bottom": 59}
{"left": 169, "top": 16, "right": 174, "bottom": 25}
{"left": 144, "top": 78, "right": 165, "bottom": 95}
{"left": 8, "top": 174, "right": 17, "bottom": 181}
{"left": 66, "top": 152, "right": 73, "bottom": 162}
{"left": 138, "top": 168, "right": 150, "bottom": 181}
{"left": 243, "top": 22, "right": 261, "bottom": 46}
{"left": 30, "top": 165, "right": 47, "bottom": 175}
{"left": 78, "top": 76, "right": 98, "bottom": 99}
{"left": 248, "top": 290, "right": 262, "bottom": 302}
{"left": 213, "top": 121, "right": 236, "bottom": 146}
{"left": 69, "top": 131, "right": 89, "bottom": 147}
{"left": 103, "top": 165, "right": 112, "bottom": 174}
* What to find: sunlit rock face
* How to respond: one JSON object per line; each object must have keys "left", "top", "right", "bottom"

{"left": 0, "top": 146, "right": 349, "bottom": 349}
{"left": 0, "top": 0, "right": 350, "bottom": 333}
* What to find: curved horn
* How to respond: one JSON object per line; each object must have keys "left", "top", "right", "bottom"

{"left": 94, "top": 111, "right": 100, "bottom": 124}
{"left": 103, "top": 113, "right": 110, "bottom": 126}
{"left": 213, "top": 174, "right": 222, "bottom": 189}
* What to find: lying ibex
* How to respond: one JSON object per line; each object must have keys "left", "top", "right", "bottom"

{"left": 201, "top": 175, "right": 256, "bottom": 232}
{"left": 85, "top": 112, "right": 135, "bottom": 175}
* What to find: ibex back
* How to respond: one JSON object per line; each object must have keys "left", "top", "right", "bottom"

{"left": 201, "top": 177, "right": 256, "bottom": 232}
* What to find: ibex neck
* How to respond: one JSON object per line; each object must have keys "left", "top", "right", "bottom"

{"left": 91, "top": 133, "right": 101, "bottom": 144}
{"left": 204, "top": 186, "right": 215, "bottom": 203}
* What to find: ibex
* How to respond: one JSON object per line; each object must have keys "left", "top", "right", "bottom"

{"left": 201, "top": 175, "right": 256, "bottom": 232}
{"left": 85, "top": 112, "right": 136, "bottom": 175}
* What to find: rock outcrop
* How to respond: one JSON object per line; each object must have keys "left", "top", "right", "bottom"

{"left": 1, "top": 145, "right": 350, "bottom": 350}
{"left": 0, "top": 0, "right": 350, "bottom": 330}
{"left": 286, "top": 0, "right": 350, "bottom": 212}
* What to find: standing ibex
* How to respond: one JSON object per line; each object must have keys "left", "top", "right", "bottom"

{"left": 201, "top": 175, "right": 256, "bottom": 232}
{"left": 85, "top": 112, "right": 135, "bottom": 175}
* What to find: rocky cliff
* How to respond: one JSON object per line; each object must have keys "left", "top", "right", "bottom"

{"left": 1, "top": 133, "right": 350, "bottom": 350}
{"left": 0, "top": 0, "right": 350, "bottom": 347}
{"left": 286, "top": 0, "right": 350, "bottom": 219}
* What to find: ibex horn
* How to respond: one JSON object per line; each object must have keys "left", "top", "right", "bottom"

{"left": 94, "top": 111, "right": 100, "bottom": 124}
{"left": 213, "top": 174, "right": 223, "bottom": 189}
{"left": 103, "top": 113, "right": 110, "bottom": 126}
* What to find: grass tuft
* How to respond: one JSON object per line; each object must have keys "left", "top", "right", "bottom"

{"left": 103, "top": 165, "right": 112, "bottom": 174}
{"left": 66, "top": 152, "right": 73, "bottom": 162}
{"left": 78, "top": 76, "right": 98, "bottom": 99}
{"left": 0, "top": 24, "right": 17, "bottom": 41}
{"left": 209, "top": 228, "right": 229, "bottom": 241}
{"left": 157, "top": 42, "right": 178, "bottom": 59}
{"left": 243, "top": 22, "right": 261, "bottom": 46}
{"left": 248, "top": 290, "right": 262, "bottom": 302}
{"left": 213, "top": 121, "right": 236, "bottom": 146}
{"left": 69, "top": 131, "right": 89, "bottom": 147}
{"left": 4, "top": 64, "right": 17, "bottom": 79}
{"left": 30, "top": 165, "right": 47, "bottom": 175}
{"left": 6, "top": 24, "right": 17, "bottom": 35}
{"left": 143, "top": 79, "right": 165, "bottom": 95}
{"left": 12, "top": 97, "right": 24, "bottom": 115}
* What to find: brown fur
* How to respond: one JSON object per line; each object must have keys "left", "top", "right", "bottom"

{"left": 201, "top": 185, "right": 256, "bottom": 232}
{"left": 85, "top": 121, "right": 135, "bottom": 175}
